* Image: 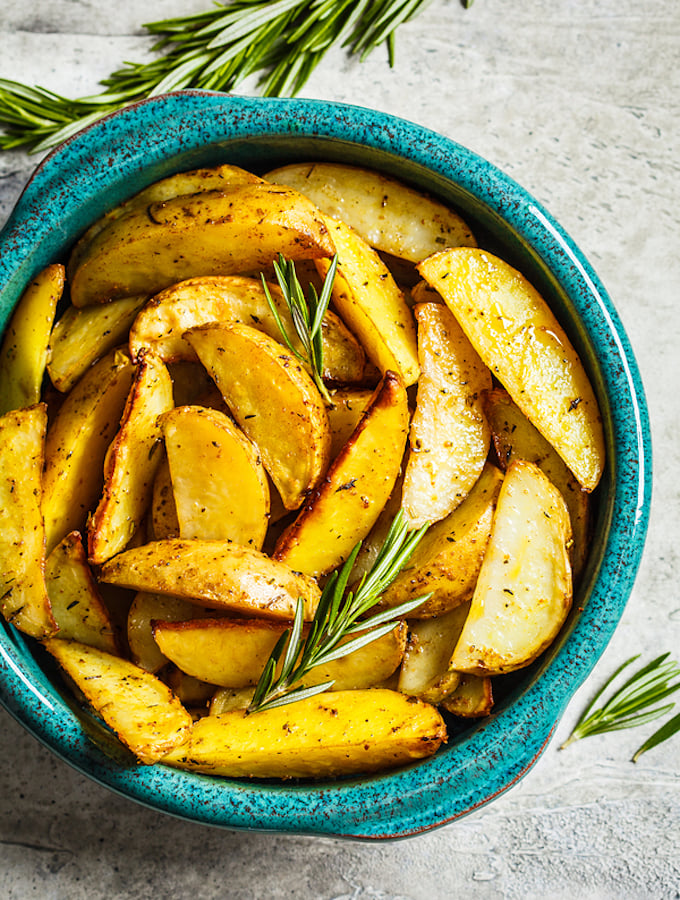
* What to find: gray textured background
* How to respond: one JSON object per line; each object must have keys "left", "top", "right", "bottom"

{"left": 1, "top": 1, "right": 679, "bottom": 897}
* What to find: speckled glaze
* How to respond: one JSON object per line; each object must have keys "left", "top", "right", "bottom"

{"left": 0, "top": 92, "right": 651, "bottom": 839}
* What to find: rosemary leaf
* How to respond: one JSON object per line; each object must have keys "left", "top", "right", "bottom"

{"left": 1, "top": 0, "right": 475, "bottom": 154}
{"left": 560, "top": 653, "right": 680, "bottom": 752}
{"left": 247, "top": 510, "right": 429, "bottom": 713}
{"left": 632, "top": 710, "right": 680, "bottom": 762}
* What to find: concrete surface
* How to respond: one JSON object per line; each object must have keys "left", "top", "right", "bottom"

{"left": 0, "top": 0, "right": 678, "bottom": 897}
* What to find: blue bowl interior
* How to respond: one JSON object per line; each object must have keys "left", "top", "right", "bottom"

{"left": 0, "top": 92, "right": 651, "bottom": 838}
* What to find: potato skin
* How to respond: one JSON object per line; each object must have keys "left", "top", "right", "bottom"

{"left": 161, "top": 689, "right": 446, "bottom": 779}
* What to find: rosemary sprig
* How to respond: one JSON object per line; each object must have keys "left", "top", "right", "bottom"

{"left": 248, "top": 510, "right": 430, "bottom": 713}
{"left": 0, "top": 0, "right": 474, "bottom": 154}
{"left": 262, "top": 253, "right": 338, "bottom": 404}
{"left": 560, "top": 653, "right": 680, "bottom": 756}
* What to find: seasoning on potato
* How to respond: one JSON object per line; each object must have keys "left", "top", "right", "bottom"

{"left": 0, "top": 159, "right": 604, "bottom": 779}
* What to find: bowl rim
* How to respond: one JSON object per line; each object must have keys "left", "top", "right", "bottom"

{"left": 0, "top": 90, "right": 652, "bottom": 839}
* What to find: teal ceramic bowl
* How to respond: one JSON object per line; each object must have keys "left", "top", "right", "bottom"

{"left": 0, "top": 92, "right": 651, "bottom": 839}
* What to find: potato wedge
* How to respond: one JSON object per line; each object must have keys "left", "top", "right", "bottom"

{"left": 381, "top": 463, "right": 503, "bottom": 617}
{"left": 161, "top": 689, "right": 446, "bottom": 778}
{"left": 70, "top": 184, "right": 335, "bottom": 307}
{"left": 68, "top": 163, "right": 264, "bottom": 276}
{"left": 484, "top": 388, "right": 591, "bottom": 579}
{"left": 440, "top": 674, "right": 493, "bottom": 718}
{"left": 418, "top": 248, "right": 605, "bottom": 491}
{"left": 265, "top": 162, "right": 477, "bottom": 261}
{"left": 127, "top": 592, "right": 212, "bottom": 673}
{"left": 46, "top": 532, "right": 119, "bottom": 653}
{"left": 100, "top": 539, "right": 321, "bottom": 621}
{"left": 449, "top": 460, "right": 572, "bottom": 676}
{"left": 317, "top": 216, "right": 420, "bottom": 386}
{"left": 326, "top": 388, "right": 374, "bottom": 459}
{"left": 397, "top": 603, "right": 471, "bottom": 703}
{"left": 401, "top": 301, "right": 492, "bottom": 528}
{"left": 186, "top": 323, "right": 331, "bottom": 510}
{"left": 88, "top": 353, "right": 174, "bottom": 565}
{"left": 152, "top": 617, "right": 406, "bottom": 690}
{"left": 42, "top": 348, "right": 135, "bottom": 554}
{"left": 161, "top": 405, "right": 269, "bottom": 548}
{"left": 149, "top": 455, "right": 180, "bottom": 541}
{"left": 163, "top": 667, "right": 216, "bottom": 709}
{"left": 0, "top": 264, "right": 64, "bottom": 415}
{"left": 0, "top": 404, "right": 56, "bottom": 638}
{"left": 47, "top": 294, "right": 147, "bottom": 393}
{"left": 129, "top": 275, "right": 364, "bottom": 384}
{"left": 209, "top": 687, "right": 254, "bottom": 715}
{"left": 274, "top": 371, "right": 409, "bottom": 576}
{"left": 44, "top": 639, "right": 192, "bottom": 764}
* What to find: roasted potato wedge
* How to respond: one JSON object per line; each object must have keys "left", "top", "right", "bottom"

{"left": 88, "top": 353, "right": 174, "bottom": 565}
{"left": 129, "top": 275, "right": 364, "bottom": 384}
{"left": 161, "top": 689, "right": 446, "bottom": 778}
{"left": 380, "top": 463, "right": 503, "bottom": 617}
{"left": 127, "top": 592, "right": 213, "bottom": 673}
{"left": 152, "top": 617, "right": 406, "bottom": 690}
{"left": 44, "top": 639, "right": 192, "bottom": 764}
{"left": 186, "top": 323, "right": 331, "bottom": 510}
{"left": 317, "top": 216, "right": 420, "bottom": 386}
{"left": 161, "top": 405, "right": 269, "bottom": 548}
{"left": 401, "top": 300, "right": 492, "bottom": 528}
{"left": 0, "top": 264, "right": 64, "bottom": 415}
{"left": 484, "top": 387, "right": 591, "bottom": 579}
{"left": 326, "top": 388, "right": 374, "bottom": 459}
{"left": 440, "top": 674, "right": 493, "bottom": 718}
{"left": 42, "top": 348, "right": 135, "bottom": 554}
{"left": 149, "top": 455, "right": 180, "bottom": 541}
{"left": 47, "top": 294, "right": 147, "bottom": 393}
{"left": 70, "top": 184, "right": 335, "bottom": 307}
{"left": 397, "top": 603, "right": 471, "bottom": 703}
{"left": 265, "top": 162, "right": 477, "bottom": 261}
{"left": 274, "top": 371, "right": 409, "bottom": 576}
{"left": 0, "top": 404, "right": 56, "bottom": 638}
{"left": 418, "top": 248, "right": 605, "bottom": 491}
{"left": 209, "top": 687, "right": 254, "bottom": 715}
{"left": 68, "top": 163, "right": 264, "bottom": 276}
{"left": 449, "top": 460, "right": 572, "bottom": 676}
{"left": 46, "top": 532, "right": 118, "bottom": 653}
{"left": 100, "top": 539, "right": 321, "bottom": 621}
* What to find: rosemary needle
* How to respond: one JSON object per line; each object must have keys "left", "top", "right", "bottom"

{"left": 248, "top": 510, "right": 431, "bottom": 713}
{"left": 0, "top": 0, "right": 475, "bottom": 154}
{"left": 560, "top": 653, "right": 680, "bottom": 753}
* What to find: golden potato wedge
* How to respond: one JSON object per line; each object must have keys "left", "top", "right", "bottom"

{"left": 381, "top": 463, "right": 503, "bottom": 617}
{"left": 401, "top": 301, "right": 492, "bottom": 528}
{"left": 397, "top": 604, "right": 471, "bottom": 703}
{"left": 273, "top": 371, "right": 409, "bottom": 576}
{"left": 163, "top": 667, "right": 217, "bottom": 709}
{"left": 161, "top": 689, "right": 446, "bottom": 778}
{"left": 100, "top": 539, "right": 321, "bottom": 621}
{"left": 45, "top": 532, "right": 119, "bottom": 653}
{"left": 449, "top": 460, "right": 572, "bottom": 676}
{"left": 483, "top": 388, "right": 591, "bottom": 580}
{"left": 149, "top": 455, "right": 180, "bottom": 541}
{"left": 42, "top": 348, "right": 135, "bottom": 554}
{"left": 0, "top": 404, "right": 56, "bottom": 638}
{"left": 152, "top": 617, "right": 406, "bottom": 690}
{"left": 0, "top": 264, "right": 64, "bottom": 415}
{"left": 127, "top": 592, "right": 212, "bottom": 673}
{"left": 70, "top": 184, "right": 335, "bottom": 307}
{"left": 44, "top": 638, "right": 192, "bottom": 764}
{"left": 160, "top": 405, "right": 269, "bottom": 548}
{"left": 186, "top": 323, "right": 331, "bottom": 510}
{"left": 209, "top": 687, "right": 254, "bottom": 715}
{"left": 440, "top": 674, "right": 493, "bottom": 718}
{"left": 418, "top": 248, "right": 605, "bottom": 491}
{"left": 47, "top": 294, "right": 147, "bottom": 393}
{"left": 129, "top": 275, "right": 364, "bottom": 384}
{"left": 326, "top": 388, "right": 374, "bottom": 459}
{"left": 68, "top": 163, "right": 264, "bottom": 276}
{"left": 265, "top": 162, "right": 477, "bottom": 261}
{"left": 88, "top": 353, "right": 174, "bottom": 565}
{"left": 317, "top": 216, "right": 420, "bottom": 386}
